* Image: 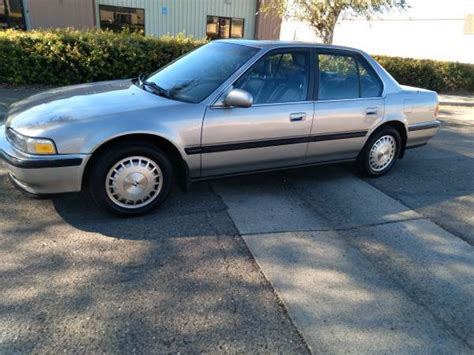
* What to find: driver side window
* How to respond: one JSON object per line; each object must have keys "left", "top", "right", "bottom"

{"left": 234, "top": 49, "right": 310, "bottom": 105}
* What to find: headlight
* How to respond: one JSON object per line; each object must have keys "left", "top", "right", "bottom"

{"left": 6, "top": 128, "right": 57, "bottom": 155}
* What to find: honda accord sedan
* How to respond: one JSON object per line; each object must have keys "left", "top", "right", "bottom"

{"left": 0, "top": 40, "right": 440, "bottom": 216}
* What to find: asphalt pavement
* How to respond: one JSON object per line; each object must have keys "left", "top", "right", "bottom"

{"left": 0, "top": 88, "right": 308, "bottom": 353}
{"left": 0, "top": 88, "right": 473, "bottom": 353}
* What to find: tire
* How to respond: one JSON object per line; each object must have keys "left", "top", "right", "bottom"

{"left": 357, "top": 126, "right": 402, "bottom": 177}
{"left": 88, "top": 142, "right": 174, "bottom": 216}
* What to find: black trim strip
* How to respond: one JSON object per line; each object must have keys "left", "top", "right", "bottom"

{"left": 185, "top": 131, "right": 367, "bottom": 155}
{"left": 0, "top": 150, "right": 83, "bottom": 169}
{"left": 311, "top": 131, "right": 367, "bottom": 142}
{"left": 408, "top": 121, "right": 441, "bottom": 132}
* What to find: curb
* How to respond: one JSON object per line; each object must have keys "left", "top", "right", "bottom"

{"left": 439, "top": 101, "right": 474, "bottom": 107}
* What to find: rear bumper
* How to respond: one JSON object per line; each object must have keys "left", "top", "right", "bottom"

{"left": 0, "top": 125, "right": 90, "bottom": 194}
{"left": 406, "top": 120, "right": 441, "bottom": 148}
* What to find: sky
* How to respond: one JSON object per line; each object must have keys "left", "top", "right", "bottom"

{"left": 348, "top": 0, "right": 474, "bottom": 19}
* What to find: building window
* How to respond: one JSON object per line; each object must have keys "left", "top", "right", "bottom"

{"left": 99, "top": 5, "right": 144, "bottom": 33}
{"left": 206, "top": 15, "right": 244, "bottom": 40}
{"left": 0, "top": 0, "right": 26, "bottom": 30}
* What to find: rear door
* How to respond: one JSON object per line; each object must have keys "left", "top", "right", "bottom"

{"left": 200, "top": 48, "right": 315, "bottom": 177}
{"left": 305, "top": 49, "right": 385, "bottom": 163}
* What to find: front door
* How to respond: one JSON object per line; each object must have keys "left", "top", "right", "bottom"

{"left": 201, "top": 48, "right": 314, "bottom": 177}
{"left": 306, "top": 50, "right": 385, "bottom": 163}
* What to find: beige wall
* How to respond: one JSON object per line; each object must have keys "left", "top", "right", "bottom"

{"left": 254, "top": 12, "right": 281, "bottom": 40}
{"left": 28, "top": 0, "right": 95, "bottom": 29}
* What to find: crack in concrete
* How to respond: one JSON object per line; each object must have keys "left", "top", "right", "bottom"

{"left": 238, "top": 216, "right": 426, "bottom": 236}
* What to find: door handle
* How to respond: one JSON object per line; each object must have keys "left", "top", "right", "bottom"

{"left": 366, "top": 108, "right": 379, "bottom": 116}
{"left": 290, "top": 112, "right": 306, "bottom": 122}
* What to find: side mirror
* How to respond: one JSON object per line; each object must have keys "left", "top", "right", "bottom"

{"left": 223, "top": 89, "right": 253, "bottom": 108}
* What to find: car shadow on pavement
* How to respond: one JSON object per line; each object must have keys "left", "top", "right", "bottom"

{"left": 53, "top": 183, "right": 238, "bottom": 239}
{"left": 0, "top": 169, "right": 309, "bottom": 353}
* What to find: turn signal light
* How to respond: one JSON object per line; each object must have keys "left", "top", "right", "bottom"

{"left": 33, "top": 142, "right": 56, "bottom": 155}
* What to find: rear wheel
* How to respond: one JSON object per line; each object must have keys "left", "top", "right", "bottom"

{"left": 88, "top": 143, "right": 174, "bottom": 216}
{"left": 357, "top": 126, "right": 401, "bottom": 177}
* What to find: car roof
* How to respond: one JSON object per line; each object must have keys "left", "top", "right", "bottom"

{"left": 214, "top": 39, "right": 365, "bottom": 54}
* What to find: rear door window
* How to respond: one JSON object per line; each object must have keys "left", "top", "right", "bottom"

{"left": 318, "top": 53, "right": 359, "bottom": 100}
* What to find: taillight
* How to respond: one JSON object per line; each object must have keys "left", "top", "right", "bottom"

{"left": 434, "top": 103, "right": 439, "bottom": 117}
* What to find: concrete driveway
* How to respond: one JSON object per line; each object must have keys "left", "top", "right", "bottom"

{"left": 0, "top": 88, "right": 472, "bottom": 353}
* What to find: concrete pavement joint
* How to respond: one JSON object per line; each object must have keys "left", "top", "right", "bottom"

{"left": 238, "top": 216, "right": 426, "bottom": 236}
{"left": 336, "top": 226, "right": 474, "bottom": 350}
{"left": 222, "top": 164, "right": 473, "bottom": 351}
{"left": 204, "top": 209, "right": 312, "bottom": 354}
{"left": 240, "top": 237, "right": 314, "bottom": 354}
{"left": 364, "top": 181, "right": 474, "bottom": 246}
{"left": 209, "top": 179, "right": 327, "bottom": 353}
{"left": 242, "top": 228, "right": 473, "bottom": 353}
{"left": 205, "top": 184, "right": 312, "bottom": 352}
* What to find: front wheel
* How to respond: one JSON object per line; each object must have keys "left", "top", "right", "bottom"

{"left": 357, "top": 127, "right": 402, "bottom": 177}
{"left": 88, "top": 144, "right": 174, "bottom": 216}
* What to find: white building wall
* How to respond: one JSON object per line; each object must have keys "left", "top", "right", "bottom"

{"left": 95, "top": 0, "right": 257, "bottom": 39}
{"left": 280, "top": 0, "right": 474, "bottom": 63}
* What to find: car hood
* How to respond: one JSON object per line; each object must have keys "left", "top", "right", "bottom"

{"left": 5, "top": 80, "right": 180, "bottom": 136}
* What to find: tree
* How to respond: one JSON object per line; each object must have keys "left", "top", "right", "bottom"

{"left": 260, "top": 0, "right": 408, "bottom": 44}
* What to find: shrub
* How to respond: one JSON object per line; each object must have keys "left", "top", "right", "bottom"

{"left": 0, "top": 28, "right": 206, "bottom": 86}
{"left": 0, "top": 29, "right": 473, "bottom": 93}
{"left": 373, "top": 55, "right": 474, "bottom": 92}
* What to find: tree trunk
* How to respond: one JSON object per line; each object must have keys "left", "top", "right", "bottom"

{"left": 315, "top": 8, "right": 341, "bottom": 44}
{"left": 322, "top": 28, "right": 334, "bottom": 44}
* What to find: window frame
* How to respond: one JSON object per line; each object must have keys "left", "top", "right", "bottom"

{"left": 229, "top": 47, "right": 315, "bottom": 107}
{"left": 314, "top": 48, "right": 384, "bottom": 102}
{"left": 0, "top": 0, "right": 26, "bottom": 30}
{"left": 98, "top": 5, "right": 145, "bottom": 33}
{"left": 206, "top": 15, "right": 245, "bottom": 40}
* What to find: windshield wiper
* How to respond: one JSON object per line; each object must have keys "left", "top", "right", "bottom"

{"left": 143, "top": 80, "right": 171, "bottom": 98}
{"left": 135, "top": 74, "right": 172, "bottom": 99}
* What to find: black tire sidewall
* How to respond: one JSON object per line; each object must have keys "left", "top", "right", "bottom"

{"left": 88, "top": 144, "right": 174, "bottom": 216}
{"left": 359, "top": 127, "right": 402, "bottom": 177}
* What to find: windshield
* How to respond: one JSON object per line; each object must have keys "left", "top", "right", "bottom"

{"left": 146, "top": 42, "right": 260, "bottom": 103}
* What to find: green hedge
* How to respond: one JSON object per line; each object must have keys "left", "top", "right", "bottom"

{"left": 0, "top": 29, "right": 473, "bottom": 92}
{"left": 0, "top": 29, "right": 205, "bottom": 85}
{"left": 374, "top": 55, "right": 474, "bottom": 92}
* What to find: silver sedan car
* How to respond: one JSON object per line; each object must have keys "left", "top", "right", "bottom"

{"left": 0, "top": 40, "right": 440, "bottom": 216}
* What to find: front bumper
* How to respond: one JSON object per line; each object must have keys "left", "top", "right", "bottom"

{"left": 0, "top": 125, "right": 90, "bottom": 194}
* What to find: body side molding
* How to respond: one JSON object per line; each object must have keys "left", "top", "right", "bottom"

{"left": 185, "top": 130, "right": 368, "bottom": 155}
